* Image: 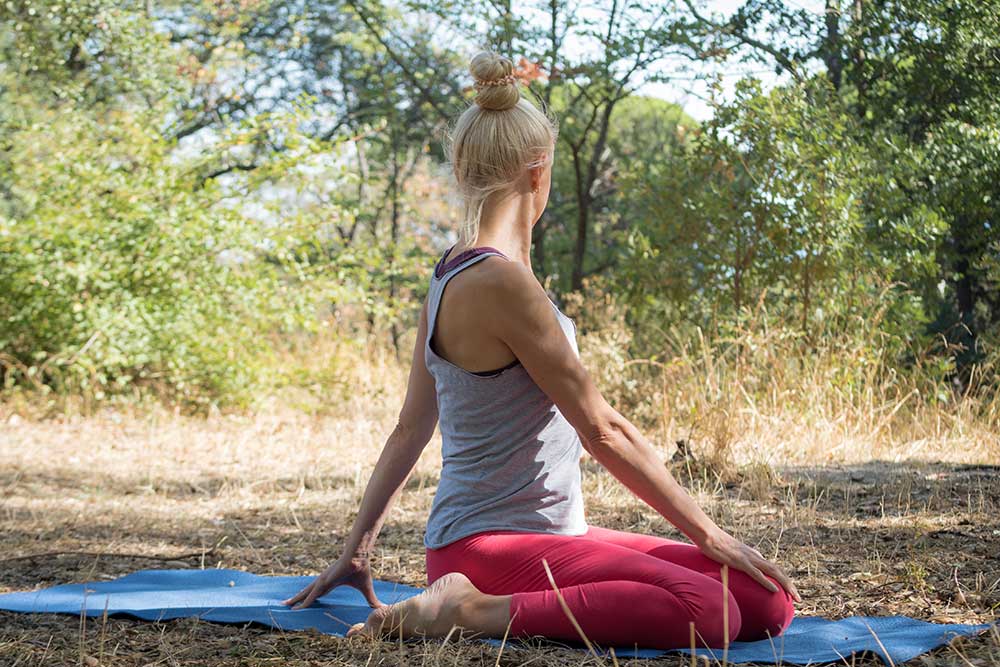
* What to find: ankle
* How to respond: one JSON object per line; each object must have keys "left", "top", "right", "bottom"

{"left": 449, "top": 586, "right": 483, "bottom": 628}
{"left": 458, "top": 591, "right": 511, "bottom": 636}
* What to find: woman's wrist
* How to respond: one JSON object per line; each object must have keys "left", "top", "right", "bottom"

{"left": 343, "top": 544, "right": 373, "bottom": 561}
{"left": 690, "top": 523, "right": 727, "bottom": 551}
{"left": 344, "top": 528, "right": 378, "bottom": 561}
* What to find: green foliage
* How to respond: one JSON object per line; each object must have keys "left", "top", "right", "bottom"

{"left": 0, "top": 2, "right": 355, "bottom": 408}
{"left": 604, "top": 76, "right": 959, "bottom": 388}
{"left": 2, "top": 0, "right": 998, "bottom": 409}
{"left": 0, "top": 101, "right": 309, "bottom": 406}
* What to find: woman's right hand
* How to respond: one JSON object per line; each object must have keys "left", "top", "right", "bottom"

{"left": 282, "top": 553, "right": 385, "bottom": 610}
{"left": 698, "top": 529, "right": 801, "bottom": 602}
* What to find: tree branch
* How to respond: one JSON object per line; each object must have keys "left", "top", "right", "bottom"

{"left": 680, "top": 0, "right": 803, "bottom": 81}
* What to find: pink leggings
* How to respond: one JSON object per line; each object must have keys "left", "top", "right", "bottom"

{"left": 425, "top": 525, "right": 794, "bottom": 650}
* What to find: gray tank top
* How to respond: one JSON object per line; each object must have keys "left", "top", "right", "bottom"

{"left": 423, "top": 247, "right": 588, "bottom": 549}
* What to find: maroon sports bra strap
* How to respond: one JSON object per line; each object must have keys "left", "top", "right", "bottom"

{"left": 435, "top": 245, "right": 508, "bottom": 278}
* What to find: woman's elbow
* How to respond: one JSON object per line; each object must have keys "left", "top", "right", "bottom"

{"left": 578, "top": 409, "right": 628, "bottom": 457}
{"left": 394, "top": 412, "right": 437, "bottom": 444}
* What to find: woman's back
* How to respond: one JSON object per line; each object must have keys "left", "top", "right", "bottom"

{"left": 423, "top": 245, "right": 588, "bottom": 549}
{"left": 428, "top": 245, "right": 522, "bottom": 376}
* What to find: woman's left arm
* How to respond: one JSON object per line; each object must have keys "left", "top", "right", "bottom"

{"left": 579, "top": 414, "right": 801, "bottom": 602}
{"left": 487, "top": 264, "right": 800, "bottom": 602}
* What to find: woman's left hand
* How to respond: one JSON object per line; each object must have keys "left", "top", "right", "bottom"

{"left": 699, "top": 529, "right": 802, "bottom": 602}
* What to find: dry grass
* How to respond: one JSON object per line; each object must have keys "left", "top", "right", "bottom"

{"left": 1, "top": 313, "right": 998, "bottom": 665}
{"left": 563, "top": 282, "right": 1000, "bottom": 471}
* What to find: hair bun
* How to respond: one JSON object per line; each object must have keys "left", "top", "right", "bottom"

{"left": 469, "top": 51, "right": 520, "bottom": 111}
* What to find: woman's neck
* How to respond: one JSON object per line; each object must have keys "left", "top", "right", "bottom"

{"left": 459, "top": 191, "right": 536, "bottom": 270}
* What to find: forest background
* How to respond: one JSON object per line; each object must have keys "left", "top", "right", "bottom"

{"left": 2, "top": 0, "right": 999, "bottom": 465}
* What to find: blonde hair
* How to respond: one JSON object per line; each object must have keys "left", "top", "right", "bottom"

{"left": 445, "top": 50, "right": 559, "bottom": 246}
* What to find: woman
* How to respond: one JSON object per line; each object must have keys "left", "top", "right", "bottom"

{"left": 283, "top": 50, "right": 800, "bottom": 650}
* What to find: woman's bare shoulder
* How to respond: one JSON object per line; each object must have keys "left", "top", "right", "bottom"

{"left": 459, "top": 262, "right": 559, "bottom": 342}
{"left": 460, "top": 258, "right": 548, "bottom": 317}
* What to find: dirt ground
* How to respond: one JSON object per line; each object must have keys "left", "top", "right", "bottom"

{"left": 1, "top": 411, "right": 997, "bottom": 666}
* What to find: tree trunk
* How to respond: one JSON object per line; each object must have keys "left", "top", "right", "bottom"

{"left": 389, "top": 146, "right": 401, "bottom": 359}
{"left": 532, "top": 219, "right": 547, "bottom": 275}
{"left": 824, "top": 0, "right": 843, "bottom": 89}
{"left": 571, "top": 100, "right": 616, "bottom": 291}
{"left": 571, "top": 201, "right": 589, "bottom": 291}
{"left": 534, "top": 0, "right": 558, "bottom": 279}
{"left": 851, "top": 0, "right": 867, "bottom": 118}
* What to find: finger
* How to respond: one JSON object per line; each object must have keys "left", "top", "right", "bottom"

{"left": 773, "top": 570, "right": 801, "bottom": 603}
{"left": 741, "top": 562, "right": 779, "bottom": 594}
{"left": 291, "top": 583, "right": 323, "bottom": 610}
{"left": 755, "top": 558, "right": 802, "bottom": 602}
{"left": 294, "top": 571, "right": 351, "bottom": 610}
{"left": 360, "top": 582, "right": 385, "bottom": 608}
{"left": 770, "top": 568, "right": 801, "bottom": 602}
{"left": 282, "top": 586, "right": 310, "bottom": 607}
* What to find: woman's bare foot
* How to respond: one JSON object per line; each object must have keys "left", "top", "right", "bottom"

{"left": 346, "top": 572, "right": 511, "bottom": 640}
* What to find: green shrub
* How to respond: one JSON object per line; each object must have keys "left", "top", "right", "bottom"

{"left": 0, "top": 103, "right": 307, "bottom": 408}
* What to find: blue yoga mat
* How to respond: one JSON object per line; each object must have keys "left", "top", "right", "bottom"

{"left": 0, "top": 569, "right": 992, "bottom": 664}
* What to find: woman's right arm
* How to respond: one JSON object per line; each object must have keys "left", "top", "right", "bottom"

{"left": 485, "top": 263, "right": 799, "bottom": 602}
{"left": 283, "top": 300, "right": 439, "bottom": 610}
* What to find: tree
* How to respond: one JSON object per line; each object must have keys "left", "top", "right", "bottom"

{"left": 678, "top": 0, "right": 1000, "bottom": 373}
{"left": 0, "top": 0, "right": 347, "bottom": 405}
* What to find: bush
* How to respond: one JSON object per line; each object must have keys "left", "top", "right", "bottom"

{"left": 0, "top": 103, "right": 308, "bottom": 408}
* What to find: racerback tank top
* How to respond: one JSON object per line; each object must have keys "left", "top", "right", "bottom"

{"left": 423, "top": 245, "right": 588, "bottom": 549}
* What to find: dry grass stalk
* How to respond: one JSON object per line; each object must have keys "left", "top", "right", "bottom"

{"left": 722, "top": 564, "right": 730, "bottom": 666}
{"left": 540, "top": 558, "right": 600, "bottom": 662}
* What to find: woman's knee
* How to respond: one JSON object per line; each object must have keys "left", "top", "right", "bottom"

{"left": 660, "top": 585, "right": 741, "bottom": 648}
{"left": 734, "top": 576, "right": 795, "bottom": 642}
{"left": 640, "top": 573, "right": 743, "bottom": 648}
{"left": 693, "top": 588, "right": 742, "bottom": 647}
